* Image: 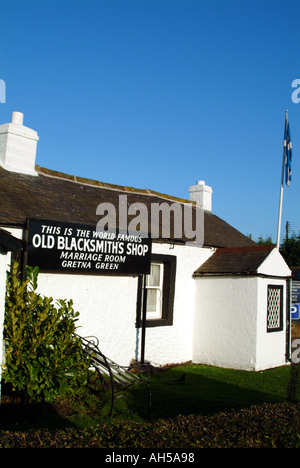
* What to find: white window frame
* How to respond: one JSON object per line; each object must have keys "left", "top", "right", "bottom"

{"left": 146, "top": 262, "right": 164, "bottom": 320}
{"left": 136, "top": 253, "right": 176, "bottom": 328}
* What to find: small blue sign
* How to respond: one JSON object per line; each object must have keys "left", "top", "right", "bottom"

{"left": 292, "top": 281, "right": 300, "bottom": 304}
{"left": 291, "top": 304, "right": 300, "bottom": 320}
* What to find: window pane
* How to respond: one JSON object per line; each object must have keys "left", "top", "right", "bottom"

{"left": 146, "top": 289, "right": 157, "bottom": 312}
{"left": 147, "top": 264, "right": 161, "bottom": 287}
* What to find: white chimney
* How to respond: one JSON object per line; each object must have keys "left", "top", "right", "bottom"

{"left": 189, "top": 180, "right": 213, "bottom": 212}
{"left": 0, "top": 111, "right": 39, "bottom": 176}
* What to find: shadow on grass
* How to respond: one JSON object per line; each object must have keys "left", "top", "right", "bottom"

{"left": 0, "top": 400, "right": 73, "bottom": 431}
{"left": 0, "top": 382, "right": 77, "bottom": 430}
{"left": 128, "top": 365, "right": 292, "bottom": 421}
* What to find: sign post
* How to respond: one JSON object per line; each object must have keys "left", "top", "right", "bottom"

{"left": 140, "top": 275, "right": 148, "bottom": 364}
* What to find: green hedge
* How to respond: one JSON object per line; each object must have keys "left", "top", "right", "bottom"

{"left": 0, "top": 403, "right": 299, "bottom": 448}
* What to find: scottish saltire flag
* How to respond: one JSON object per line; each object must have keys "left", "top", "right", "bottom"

{"left": 284, "top": 114, "right": 292, "bottom": 186}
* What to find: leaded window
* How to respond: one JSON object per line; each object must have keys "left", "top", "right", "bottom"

{"left": 267, "top": 285, "right": 283, "bottom": 332}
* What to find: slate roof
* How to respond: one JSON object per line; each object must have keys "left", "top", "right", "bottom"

{"left": 193, "top": 245, "right": 276, "bottom": 276}
{"left": 0, "top": 165, "right": 256, "bottom": 248}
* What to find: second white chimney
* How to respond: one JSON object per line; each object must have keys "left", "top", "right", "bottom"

{"left": 189, "top": 180, "right": 213, "bottom": 212}
{"left": 0, "top": 112, "right": 39, "bottom": 176}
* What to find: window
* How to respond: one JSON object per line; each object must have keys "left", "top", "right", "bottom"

{"left": 267, "top": 285, "right": 283, "bottom": 332}
{"left": 145, "top": 263, "right": 164, "bottom": 320}
{"left": 136, "top": 254, "right": 176, "bottom": 327}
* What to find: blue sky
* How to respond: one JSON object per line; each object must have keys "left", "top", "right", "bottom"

{"left": 1, "top": 0, "right": 299, "bottom": 243}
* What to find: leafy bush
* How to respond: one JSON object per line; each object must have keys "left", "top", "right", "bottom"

{"left": 3, "top": 262, "right": 90, "bottom": 402}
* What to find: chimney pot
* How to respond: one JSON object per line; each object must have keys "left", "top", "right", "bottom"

{"left": 11, "top": 111, "right": 24, "bottom": 125}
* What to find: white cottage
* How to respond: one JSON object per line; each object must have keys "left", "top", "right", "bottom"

{"left": 0, "top": 112, "right": 292, "bottom": 371}
{"left": 193, "top": 246, "right": 292, "bottom": 370}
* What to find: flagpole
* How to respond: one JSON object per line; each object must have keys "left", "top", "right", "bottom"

{"left": 276, "top": 110, "right": 288, "bottom": 249}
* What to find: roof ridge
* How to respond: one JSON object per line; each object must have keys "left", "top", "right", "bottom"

{"left": 35, "top": 165, "right": 195, "bottom": 205}
{"left": 217, "top": 245, "right": 275, "bottom": 254}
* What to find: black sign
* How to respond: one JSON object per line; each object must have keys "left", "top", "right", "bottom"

{"left": 26, "top": 219, "right": 152, "bottom": 275}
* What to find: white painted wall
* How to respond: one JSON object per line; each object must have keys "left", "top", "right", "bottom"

{"left": 37, "top": 272, "right": 139, "bottom": 365}
{"left": 193, "top": 274, "right": 289, "bottom": 371}
{"left": 193, "top": 276, "right": 258, "bottom": 370}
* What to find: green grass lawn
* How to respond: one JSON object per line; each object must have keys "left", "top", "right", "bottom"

{"left": 1, "top": 363, "right": 299, "bottom": 430}
{"left": 127, "top": 363, "right": 299, "bottom": 421}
